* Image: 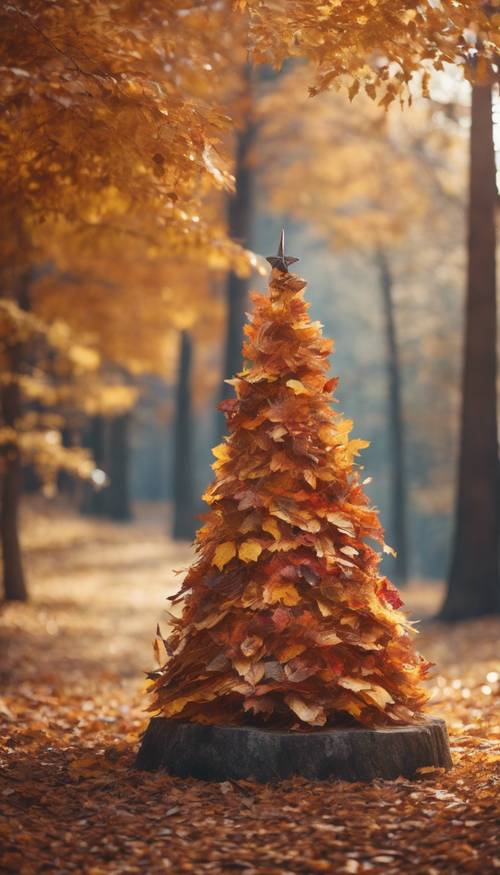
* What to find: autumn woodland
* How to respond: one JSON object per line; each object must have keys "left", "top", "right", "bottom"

{"left": 1, "top": 2, "right": 499, "bottom": 873}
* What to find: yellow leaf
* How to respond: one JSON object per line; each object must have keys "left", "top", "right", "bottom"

{"left": 315, "top": 597, "right": 333, "bottom": 617}
{"left": 269, "top": 425, "right": 287, "bottom": 441}
{"left": 361, "top": 684, "right": 394, "bottom": 709}
{"left": 383, "top": 543, "right": 397, "bottom": 557}
{"left": 348, "top": 438, "right": 370, "bottom": 456}
{"left": 286, "top": 379, "right": 308, "bottom": 395}
{"left": 212, "top": 442, "right": 231, "bottom": 461}
{"left": 262, "top": 517, "right": 280, "bottom": 539}
{"left": 315, "top": 629, "right": 341, "bottom": 646}
{"left": 338, "top": 677, "right": 371, "bottom": 693}
{"left": 238, "top": 539, "right": 263, "bottom": 563}
{"left": 285, "top": 695, "right": 326, "bottom": 726}
{"left": 263, "top": 580, "right": 300, "bottom": 606}
{"left": 213, "top": 541, "right": 236, "bottom": 570}
{"left": 318, "top": 424, "right": 337, "bottom": 446}
{"left": 303, "top": 469, "right": 316, "bottom": 488}
{"left": 340, "top": 545, "right": 359, "bottom": 557}
{"left": 326, "top": 512, "right": 355, "bottom": 536}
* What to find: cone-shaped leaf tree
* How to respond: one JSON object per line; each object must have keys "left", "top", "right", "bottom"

{"left": 149, "top": 235, "right": 430, "bottom": 728}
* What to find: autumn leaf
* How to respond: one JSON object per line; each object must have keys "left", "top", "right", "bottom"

{"left": 338, "top": 677, "right": 372, "bottom": 693}
{"left": 361, "top": 684, "right": 395, "bottom": 709}
{"left": 213, "top": 541, "right": 236, "bottom": 570}
{"left": 238, "top": 539, "right": 263, "bottom": 563}
{"left": 262, "top": 517, "right": 280, "bottom": 539}
{"left": 286, "top": 378, "right": 308, "bottom": 395}
{"left": 240, "top": 635, "right": 263, "bottom": 657}
{"left": 285, "top": 695, "right": 326, "bottom": 726}
{"left": 153, "top": 624, "right": 168, "bottom": 667}
{"left": 263, "top": 580, "right": 300, "bottom": 606}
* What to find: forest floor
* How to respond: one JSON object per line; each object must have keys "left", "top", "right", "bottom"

{"left": 0, "top": 499, "right": 499, "bottom": 875}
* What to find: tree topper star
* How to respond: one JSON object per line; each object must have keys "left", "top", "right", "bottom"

{"left": 266, "top": 229, "right": 299, "bottom": 273}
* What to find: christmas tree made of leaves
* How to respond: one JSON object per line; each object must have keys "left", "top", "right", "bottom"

{"left": 149, "top": 235, "right": 430, "bottom": 728}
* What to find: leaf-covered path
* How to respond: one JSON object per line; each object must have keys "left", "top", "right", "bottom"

{"left": 1, "top": 501, "right": 499, "bottom": 874}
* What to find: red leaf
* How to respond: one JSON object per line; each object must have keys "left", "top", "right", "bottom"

{"left": 379, "top": 578, "right": 403, "bottom": 610}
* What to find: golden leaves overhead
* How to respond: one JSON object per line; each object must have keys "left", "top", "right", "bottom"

{"left": 257, "top": 64, "right": 464, "bottom": 255}
{"left": 242, "top": 0, "right": 499, "bottom": 102}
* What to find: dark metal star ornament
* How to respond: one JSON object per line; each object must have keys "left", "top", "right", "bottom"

{"left": 266, "top": 229, "right": 299, "bottom": 273}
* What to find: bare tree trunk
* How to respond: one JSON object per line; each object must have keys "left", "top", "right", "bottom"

{"left": 1, "top": 276, "right": 30, "bottom": 602}
{"left": 106, "top": 413, "right": 132, "bottom": 521}
{"left": 217, "top": 69, "right": 256, "bottom": 437}
{"left": 1, "top": 355, "right": 27, "bottom": 602}
{"left": 376, "top": 249, "right": 408, "bottom": 587}
{"left": 172, "top": 330, "right": 196, "bottom": 541}
{"left": 439, "top": 83, "right": 499, "bottom": 620}
{"left": 80, "top": 415, "right": 108, "bottom": 516}
{"left": 57, "top": 427, "right": 75, "bottom": 497}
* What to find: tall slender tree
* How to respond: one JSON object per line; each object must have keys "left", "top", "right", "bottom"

{"left": 80, "top": 416, "right": 108, "bottom": 517}
{"left": 106, "top": 412, "right": 132, "bottom": 522}
{"left": 172, "top": 330, "right": 196, "bottom": 541}
{"left": 0, "top": 274, "right": 30, "bottom": 602}
{"left": 440, "top": 82, "right": 499, "bottom": 619}
{"left": 220, "top": 67, "right": 257, "bottom": 419}
{"left": 376, "top": 248, "right": 408, "bottom": 587}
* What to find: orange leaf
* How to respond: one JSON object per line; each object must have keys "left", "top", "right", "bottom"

{"left": 213, "top": 541, "right": 236, "bottom": 570}
{"left": 238, "top": 539, "right": 263, "bottom": 563}
{"left": 263, "top": 580, "right": 300, "bottom": 606}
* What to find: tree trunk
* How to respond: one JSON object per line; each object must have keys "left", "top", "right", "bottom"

{"left": 1, "top": 353, "right": 28, "bottom": 602}
{"left": 439, "top": 83, "right": 499, "bottom": 620}
{"left": 376, "top": 249, "right": 408, "bottom": 587}
{"left": 172, "top": 330, "right": 196, "bottom": 541}
{"left": 1, "top": 270, "right": 31, "bottom": 602}
{"left": 136, "top": 717, "right": 452, "bottom": 782}
{"left": 217, "top": 69, "right": 256, "bottom": 436}
{"left": 105, "top": 413, "right": 132, "bottom": 521}
{"left": 57, "top": 427, "right": 75, "bottom": 496}
{"left": 80, "top": 415, "right": 108, "bottom": 516}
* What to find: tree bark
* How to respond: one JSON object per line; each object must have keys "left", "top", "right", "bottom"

{"left": 1, "top": 351, "right": 28, "bottom": 602}
{"left": 80, "top": 415, "right": 108, "bottom": 516}
{"left": 172, "top": 330, "right": 196, "bottom": 541}
{"left": 217, "top": 69, "right": 256, "bottom": 437}
{"left": 376, "top": 249, "right": 408, "bottom": 587}
{"left": 439, "top": 83, "right": 499, "bottom": 620}
{"left": 136, "top": 717, "right": 452, "bottom": 782}
{"left": 56, "top": 427, "right": 75, "bottom": 496}
{"left": 1, "top": 275, "right": 30, "bottom": 602}
{"left": 105, "top": 413, "right": 132, "bottom": 521}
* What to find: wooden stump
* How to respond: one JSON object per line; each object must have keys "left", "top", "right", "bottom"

{"left": 135, "top": 717, "right": 452, "bottom": 782}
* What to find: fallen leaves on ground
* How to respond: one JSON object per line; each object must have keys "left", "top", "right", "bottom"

{"left": 0, "top": 499, "right": 499, "bottom": 874}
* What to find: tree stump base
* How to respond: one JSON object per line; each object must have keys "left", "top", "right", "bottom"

{"left": 135, "top": 717, "right": 452, "bottom": 782}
